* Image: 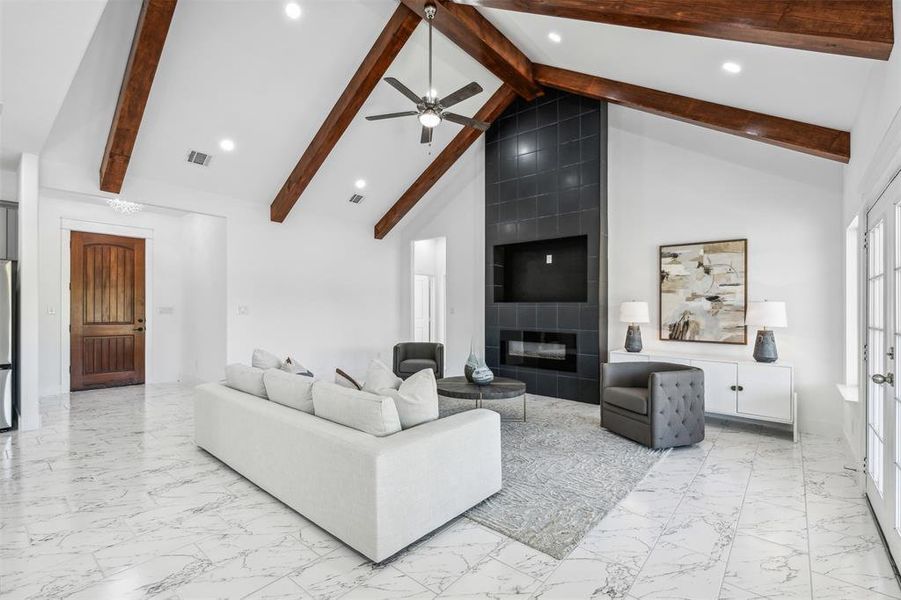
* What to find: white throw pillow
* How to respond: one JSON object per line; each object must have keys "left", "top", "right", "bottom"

{"left": 281, "top": 356, "right": 313, "bottom": 377}
{"left": 381, "top": 368, "right": 439, "bottom": 429}
{"left": 252, "top": 348, "right": 284, "bottom": 370}
{"left": 312, "top": 381, "right": 401, "bottom": 437}
{"left": 225, "top": 363, "right": 267, "bottom": 398}
{"left": 362, "top": 359, "right": 402, "bottom": 394}
{"left": 263, "top": 368, "right": 314, "bottom": 413}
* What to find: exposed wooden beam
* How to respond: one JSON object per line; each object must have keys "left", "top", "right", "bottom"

{"left": 400, "top": 0, "right": 542, "bottom": 100}
{"left": 534, "top": 64, "right": 850, "bottom": 162}
{"left": 453, "top": 0, "right": 893, "bottom": 60}
{"left": 269, "top": 5, "right": 421, "bottom": 223}
{"left": 375, "top": 84, "right": 518, "bottom": 239}
{"left": 100, "top": 0, "right": 178, "bottom": 193}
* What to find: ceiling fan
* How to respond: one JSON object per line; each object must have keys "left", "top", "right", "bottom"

{"left": 366, "top": 2, "right": 489, "bottom": 144}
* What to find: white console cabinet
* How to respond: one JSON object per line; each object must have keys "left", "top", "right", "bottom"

{"left": 609, "top": 349, "right": 797, "bottom": 441}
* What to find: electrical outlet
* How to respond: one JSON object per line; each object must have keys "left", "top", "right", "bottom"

{"left": 157, "top": 306, "right": 175, "bottom": 315}
{"left": 546, "top": 254, "right": 553, "bottom": 264}
{"left": 237, "top": 305, "right": 250, "bottom": 316}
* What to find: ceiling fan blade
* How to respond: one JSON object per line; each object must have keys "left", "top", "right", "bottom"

{"left": 420, "top": 125, "right": 434, "bottom": 144}
{"left": 439, "top": 82, "right": 483, "bottom": 108}
{"left": 384, "top": 77, "right": 423, "bottom": 105}
{"left": 365, "top": 111, "right": 419, "bottom": 121}
{"left": 443, "top": 112, "right": 490, "bottom": 131}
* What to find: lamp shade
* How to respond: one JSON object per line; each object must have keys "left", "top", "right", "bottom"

{"left": 620, "top": 301, "right": 650, "bottom": 324}
{"left": 745, "top": 301, "right": 787, "bottom": 328}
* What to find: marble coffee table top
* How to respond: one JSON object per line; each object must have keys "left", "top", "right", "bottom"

{"left": 436, "top": 376, "right": 526, "bottom": 399}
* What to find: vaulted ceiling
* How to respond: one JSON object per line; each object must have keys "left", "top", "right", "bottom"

{"left": 6, "top": 0, "right": 889, "bottom": 233}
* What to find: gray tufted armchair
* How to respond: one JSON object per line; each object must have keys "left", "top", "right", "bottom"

{"left": 393, "top": 342, "right": 445, "bottom": 380}
{"left": 601, "top": 362, "right": 705, "bottom": 449}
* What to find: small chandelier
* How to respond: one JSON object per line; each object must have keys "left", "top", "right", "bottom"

{"left": 107, "top": 198, "right": 143, "bottom": 215}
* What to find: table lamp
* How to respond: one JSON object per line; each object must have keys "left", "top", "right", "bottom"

{"left": 620, "top": 301, "right": 650, "bottom": 353}
{"left": 745, "top": 300, "right": 787, "bottom": 363}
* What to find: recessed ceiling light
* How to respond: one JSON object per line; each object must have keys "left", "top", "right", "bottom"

{"left": 219, "top": 138, "right": 235, "bottom": 152}
{"left": 285, "top": 2, "right": 301, "bottom": 20}
{"left": 722, "top": 61, "right": 742, "bottom": 74}
{"left": 548, "top": 32, "right": 562, "bottom": 43}
{"left": 354, "top": 179, "right": 367, "bottom": 190}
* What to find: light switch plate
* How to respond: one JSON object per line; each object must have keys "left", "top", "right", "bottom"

{"left": 237, "top": 305, "right": 250, "bottom": 316}
{"left": 546, "top": 254, "right": 553, "bottom": 264}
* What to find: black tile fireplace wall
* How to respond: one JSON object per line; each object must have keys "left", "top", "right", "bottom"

{"left": 485, "top": 89, "right": 608, "bottom": 404}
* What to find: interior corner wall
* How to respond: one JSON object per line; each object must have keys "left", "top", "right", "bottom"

{"left": 397, "top": 140, "right": 486, "bottom": 377}
{"left": 608, "top": 106, "right": 845, "bottom": 436}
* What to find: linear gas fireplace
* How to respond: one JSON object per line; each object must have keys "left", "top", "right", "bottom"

{"left": 501, "top": 330, "right": 578, "bottom": 372}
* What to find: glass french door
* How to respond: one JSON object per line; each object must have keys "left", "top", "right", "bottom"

{"left": 866, "top": 182, "right": 901, "bottom": 561}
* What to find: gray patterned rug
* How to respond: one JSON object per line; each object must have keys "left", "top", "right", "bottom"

{"left": 440, "top": 395, "right": 664, "bottom": 560}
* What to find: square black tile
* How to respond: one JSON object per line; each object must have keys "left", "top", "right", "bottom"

{"left": 518, "top": 369, "right": 539, "bottom": 392}
{"left": 536, "top": 171, "right": 557, "bottom": 194}
{"left": 537, "top": 101, "right": 557, "bottom": 127}
{"left": 580, "top": 208, "right": 600, "bottom": 235}
{"left": 500, "top": 157, "right": 517, "bottom": 180}
{"left": 537, "top": 147, "right": 557, "bottom": 172}
{"left": 485, "top": 305, "right": 498, "bottom": 326}
{"left": 558, "top": 305, "right": 580, "bottom": 329}
{"left": 498, "top": 222, "right": 517, "bottom": 242}
{"left": 498, "top": 305, "right": 517, "bottom": 328}
{"left": 535, "top": 373, "right": 557, "bottom": 398}
{"left": 517, "top": 305, "right": 537, "bottom": 328}
{"left": 558, "top": 376, "right": 580, "bottom": 400}
{"left": 578, "top": 378, "right": 600, "bottom": 405}
{"left": 559, "top": 95, "right": 581, "bottom": 120}
{"left": 580, "top": 184, "right": 600, "bottom": 209}
{"left": 537, "top": 306, "right": 557, "bottom": 329}
{"left": 581, "top": 135, "right": 600, "bottom": 161}
{"left": 537, "top": 193, "right": 558, "bottom": 217}
{"left": 485, "top": 203, "right": 498, "bottom": 225}
{"left": 500, "top": 136, "right": 517, "bottom": 160}
{"left": 578, "top": 354, "right": 599, "bottom": 378}
{"left": 518, "top": 108, "right": 538, "bottom": 133}
{"left": 581, "top": 110, "right": 600, "bottom": 136}
{"left": 518, "top": 174, "right": 538, "bottom": 198}
{"left": 518, "top": 152, "right": 538, "bottom": 177}
{"left": 498, "top": 200, "right": 517, "bottom": 222}
{"left": 559, "top": 140, "right": 581, "bottom": 166}
{"left": 559, "top": 164, "right": 580, "bottom": 189}
{"left": 486, "top": 327, "right": 499, "bottom": 348}
{"left": 559, "top": 189, "right": 580, "bottom": 214}
{"left": 517, "top": 219, "right": 537, "bottom": 240}
{"left": 558, "top": 212, "right": 580, "bottom": 237}
{"left": 517, "top": 197, "right": 537, "bottom": 220}
{"left": 498, "top": 115, "right": 517, "bottom": 139}
{"left": 559, "top": 116, "right": 580, "bottom": 143}
{"left": 517, "top": 131, "right": 537, "bottom": 156}
{"left": 537, "top": 215, "right": 558, "bottom": 238}
{"left": 580, "top": 161, "right": 599, "bottom": 185}
{"left": 578, "top": 330, "right": 600, "bottom": 355}
{"left": 485, "top": 346, "right": 499, "bottom": 369}
{"left": 537, "top": 124, "right": 557, "bottom": 150}
{"left": 499, "top": 180, "right": 518, "bottom": 202}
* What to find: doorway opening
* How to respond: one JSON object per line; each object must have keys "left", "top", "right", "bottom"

{"left": 412, "top": 237, "right": 446, "bottom": 344}
{"left": 70, "top": 231, "right": 146, "bottom": 391}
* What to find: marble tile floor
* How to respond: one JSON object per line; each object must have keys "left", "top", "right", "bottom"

{"left": 1, "top": 383, "right": 899, "bottom": 599}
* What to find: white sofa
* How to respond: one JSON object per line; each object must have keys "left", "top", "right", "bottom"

{"left": 194, "top": 382, "right": 502, "bottom": 562}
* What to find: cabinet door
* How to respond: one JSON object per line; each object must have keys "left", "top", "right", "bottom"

{"left": 648, "top": 354, "right": 692, "bottom": 366}
{"left": 737, "top": 364, "right": 792, "bottom": 422}
{"left": 692, "top": 360, "right": 738, "bottom": 416}
{"left": 610, "top": 352, "right": 649, "bottom": 363}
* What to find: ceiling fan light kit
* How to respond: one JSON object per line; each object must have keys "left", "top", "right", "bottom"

{"left": 366, "top": 2, "right": 490, "bottom": 143}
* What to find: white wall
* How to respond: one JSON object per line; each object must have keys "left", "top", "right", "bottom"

{"left": 397, "top": 141, "right": 486, "bottom": 376}
{"left": 17, "top": 153, "right": 39, "bottom": 429}
{"left": 841, "top": 0, "right": 901, "bottom": 459}
{"left": 608, "top": 107, "right": 845, "bottom": 435}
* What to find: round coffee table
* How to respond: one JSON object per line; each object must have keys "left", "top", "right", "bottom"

{"left": 436, "top": 376, "right": 527, "bottom": 422}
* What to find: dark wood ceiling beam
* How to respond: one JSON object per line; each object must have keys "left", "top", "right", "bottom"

{"left": 270, "top": 4, "right": 421, "bottom": 223}
{"left": 100, "top": 0, "right": 178, "bottom": 193}
{"left": 400, "top": 0, "right": 542, "bottom": 100}
{"left": 534, "top": 64, "right": 849, "bottom": 162}
{"left": 453, "top": 0, "right": 893, "bottom": 60}
{"left": 375, "top": 84, "right": 518, "bottom": 239}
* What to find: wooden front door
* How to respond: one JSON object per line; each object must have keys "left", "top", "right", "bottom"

{"left": 70, "top": 232, "right": 146, "bottom": 391}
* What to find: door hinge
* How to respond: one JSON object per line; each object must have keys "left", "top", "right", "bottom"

{"left": 864, "top": 344, "right": 869, "bottom": 362}
{"left": 889, "top": 346, "right": 895, "bottom": 360}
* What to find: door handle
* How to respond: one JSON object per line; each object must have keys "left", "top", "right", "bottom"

{"left": 872, "top": 373, "right": 895, "bottom": 386}
{"left": 133, "top": 327, "right": 144, "bottom": 332}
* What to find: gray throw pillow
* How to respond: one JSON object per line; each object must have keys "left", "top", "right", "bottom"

{"left": 263, "top": 368, "right": 314, "bottom": 413}
{"left": 312, "top": 381, "right": 401, "bottom": 437}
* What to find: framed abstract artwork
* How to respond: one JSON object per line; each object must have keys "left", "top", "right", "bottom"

{"left": 659, "top": 239, "right": 747, "bottom": 345}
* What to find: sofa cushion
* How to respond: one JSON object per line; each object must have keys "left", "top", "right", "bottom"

{"left": 225, "top": 364, "right": 267, "bottom": 398}
{"left": 381, "top": 368, "right": 439, "bottom": 429}
{"left": 312, "top": 381, "right": 401, "bottom": 437}
{"left": 252, "top": 348, "right": 284, "bottom": 370}
{"left": 605, "top": 386, "right": 649, "bottom": 415}
{"left": 362, "top": 359, "right": 402, "bottom": 394}
{"left": 399, "top": 358, "right": 438, "bottom": 374}
{"left": 263, "top": 368, "right": 314, "bottom": 413}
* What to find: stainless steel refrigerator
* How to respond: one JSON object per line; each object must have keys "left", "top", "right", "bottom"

{"left": 0, "top": 261, "right": 16, "bottom": 431}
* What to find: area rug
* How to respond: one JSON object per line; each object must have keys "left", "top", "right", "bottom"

{"left": 440, "top": 395, "right": 665, "bottom": 560}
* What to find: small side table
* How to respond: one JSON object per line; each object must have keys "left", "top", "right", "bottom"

{"left": 436, "top": 376, "right": 527, "bottom": 422}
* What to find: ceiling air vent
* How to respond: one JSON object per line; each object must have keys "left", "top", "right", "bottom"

{"left": 349, "top": 194, "right": 364, "bottom": 204}
{"left": 186, "top": 150, "right": 212, "bottom": 166}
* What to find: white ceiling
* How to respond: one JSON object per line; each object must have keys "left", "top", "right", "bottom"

{"left": 30, "top": 0, "right": 883, "bottom": 224}
{"left": 481, "top": 7, "right": 874, "bottom": 130}
{"left": 0, "top": 0, "right": 108, "bottom": 171}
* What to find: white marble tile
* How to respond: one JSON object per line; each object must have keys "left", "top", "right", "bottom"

{"left": 722, "top": 533, "right": 811, "bottom": 599}
{"left": 289, "top": 546, "right": 380, "bottom": 600}
{"left": 490, "top": 538, "right": 559, "bottom": 581}
{"left": 438, "top": 557, "right": 539, "bottom": 598}
{"left": 629, "top": 541, "right": 728, "bottom": 600}
{"left": 811, "top": 572, "right": 901, "bottom": 599}
{"left": 342, "top": 566, "right": 435, "bottom": 600}
{"left": 735, "top": 497, "right": 808, "bottom": 552}
{"left": 389, "top": 519, "right": 504, "bottom": 593}
{"left": 534, "top": 550, "right": 637, "bottom": 600}
{"left": 577, "top": 506, "right": 665, "bottom": 570}
{"left": 243, "top": 576, "right": 315, "bottom": 599}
